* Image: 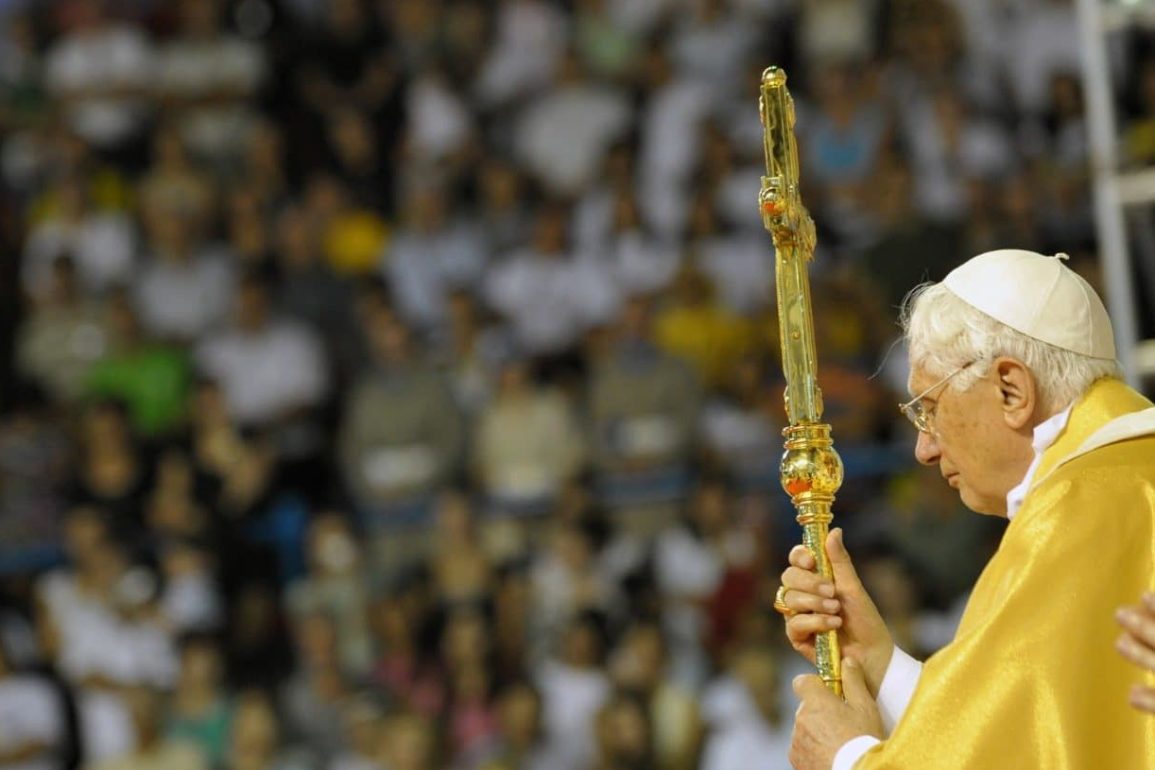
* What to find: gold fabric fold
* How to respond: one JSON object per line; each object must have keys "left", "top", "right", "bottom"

{"left": 857, "top": 379, "right": 1155, "bottom": 769}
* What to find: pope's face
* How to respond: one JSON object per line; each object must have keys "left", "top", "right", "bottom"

{"left": 908, "top": 364, "right": 1030, "bottom": 517}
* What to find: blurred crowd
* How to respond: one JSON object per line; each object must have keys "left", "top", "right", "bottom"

{"left": 0, "top": 0, "right": 1151, "bottom": 769}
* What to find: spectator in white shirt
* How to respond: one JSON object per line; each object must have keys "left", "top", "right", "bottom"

{"left": 385, "top": 186, "right": 487, "bottom": 333}
{"left": 474, "top": 0, "right": 567, "bottom": 108}
{"left": 196, "top": 272, "right": 328, "bottom": 428}
{"left": 89, "top": 687, "right": 207, "bottom": 770}
{"left": 486, "top": 203, "right": 621, "bottom": 356}
{"left": 338, "top": 307, "right": 464, "bottom": 512}
{"left": 701, "top": 646, "right": 792, "bottom": 770}
{"left": 901, "top": 89, "right": 1015, "bottom": 224}
{"left": 669, "top": 0, "right": 758, "bottom": 91}
{"left": 1005, "top": 0, "right": 1081, "bottom": 116}
{"left": 637, "top": 45, "right": 713, "bottom": 238}
{"left": 536, "top": 612, "right": 612, "bottom": 770}
{"left": 653, "top": 479, "right": 750, "bottom": 688}
{"left": 153, "top": 0, "right": 266, "bottom": 168}
{"left": 513, "top": 50, "right": 632, "bottom": 197}
{"left": 598, "top": 189, "right": 681, "bottom": 298}
{"left": 44, "top": 0, "right": 154, "bottom": 158}
{"left": 474, "top": 353, "right": 586, "bottom": 510}
{"left": 133, "top": 208, "right": 234, "bottom": 343}
{"left": 0, "top": 642, "right": 64, "bottom": 770}
{"left": 687, "top": 193, "right": 774, "bottom": 315}
{"left": 22, "top": 174, "right": 135, "bottom": 301}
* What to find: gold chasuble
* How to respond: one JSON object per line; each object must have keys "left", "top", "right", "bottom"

{"left": 856, "top": 378, "right": 1155, "bottom": 769}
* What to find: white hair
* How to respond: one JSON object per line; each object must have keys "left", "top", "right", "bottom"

{"left": 900, "top": 282, "right": 1121, "bottom": 414}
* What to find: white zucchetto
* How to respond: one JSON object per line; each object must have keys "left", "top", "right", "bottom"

{"left": 942, "top": 249, "right": 1117, "bottom": 360}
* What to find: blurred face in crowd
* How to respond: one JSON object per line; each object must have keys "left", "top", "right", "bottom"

{"left": 124, "top": 687, "right": 164, "bottom": 747}
{"left": 497, "top": 359, "right": 532, "bottom": 397}
{"left": 405, "top": 187, "right": 447, "bottom": 233}
{"left": 308, "top": 515, "right": 359, "bottom": 575}
{"left": 70, "top": 0, "right": 108, "bottom": 33}
{"left": 908, "top": 359, "right": 1037, "bottom": 516}
{"left": 367, "top": 311, "right": 413, "bottom": 366}
{"left": 611, "top": 191, "right": 641, "bottom": 233}
{"left": 192, "top": 380, "right": 229, "bottom": 427}
{"left": 555, "top": 523, "right": 594, "bottom": 573}
{"left": 179, "top": 640, "right": 223, "bottom": 690}
{"left": 480, "top": 161, "right": 522, "bottom": 211}
{"left": 82, "top": 401, "right": 131, "bottom": 448}
{"left": 179, "top": 0, "right": 220, "bottom": 39}
{"left": 276, "top": 207, "right": 321, "bottom": 269}
{"left": 869, "top": 160, "right": 914, "bottom": 223}
{"left": 63, "top": 507, "right": 110, "bottom": 565}
{"left": 562, "top": 618, "right": 603, "bottom": 668}
{"left": 235, "top": 281, "right": 271, "bottom": 332}
{"left": 617, "top": 297, "right": 653, "bottom": 344}
{"left": 149, "top": 209, "right": 195, "bottom": 259}
{"left": 686, "top": 192, "right": 719, "bottom": 239}
{"left": 442, "top": 607, "right": 489, "bottom": 669}
{"left": 671, "top": 267, "right": 713, "bottom": 308}
{"left": 689, "top": 482, "right": 731, "bottom": 536}
{"left": 56, "top": 177, "right": 90, "bottom": 219}
{"left": 372, "top": 599, "right": 414, "bottom": 652}
{"left": 435, "top": 491, "right": 474, "bottom": 542}
{"left": 327, "top": 0, "right": 367, "bottom": 35}
{"left": 597, "top": 696, "right": 652, "bottom": 770}
{"left": 531, "top": 206, "right": 568, "bottom": 256}
{"left": 48, "top": 258, "right": 79, "bottom": 302}
{"left": 229, "top": 693, "right": 279, "bottom": 766}
{"left": 497, "top": 683, "right": 541, "bottom": 748}
{"left": 329, "top": 109, "right": 378, "bottom": 168}
{"left": 734, "top": 647, "right": 780, "bottom": 726}
{"left": 860, "top": 555, "right": 918, "bottom": 622}
{"left": 107, "top": 292, "right": 142, "bottom": 346}
{"left": 343, "top": 699, "right": 383, "bottom": 757}
{"left": 1049, "top": 74, "right": 1083, "bottom": 120}
{"left": 384, "top": 713, "right": 435, "bottom": 770}
{"left": 295, "top": 613, "right": 340, "bottom": 668}
{"left": 612, "top": 624, "right": 666, "bottom": 692}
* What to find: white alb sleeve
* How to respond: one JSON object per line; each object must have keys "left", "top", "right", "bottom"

{"left": 876, "top": 645, "right": 923, "bottom": 734}
{"left": 832, "top": 735, "right": 882, "bottom": 770}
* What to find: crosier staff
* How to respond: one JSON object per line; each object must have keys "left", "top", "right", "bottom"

{"left": 759, "top": 66, "right": 844, "bottom": 696}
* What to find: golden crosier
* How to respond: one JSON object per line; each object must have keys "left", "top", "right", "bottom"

{"left": 759, "top": 66, "right": 844, "bottom": 696}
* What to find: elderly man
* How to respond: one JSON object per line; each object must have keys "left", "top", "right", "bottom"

{"left": 781, "top": 250, "right": 1155, "bottom": 769}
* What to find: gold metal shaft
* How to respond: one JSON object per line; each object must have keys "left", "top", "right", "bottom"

{"left": 759, "top": 66, "right": 844, "bottom": 696}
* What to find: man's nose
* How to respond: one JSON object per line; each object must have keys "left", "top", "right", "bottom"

{"left": 914, "top": 430, "right": 940, "bottom": 466}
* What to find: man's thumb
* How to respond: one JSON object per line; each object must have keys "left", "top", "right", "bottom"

{"left": 827, "top": 528, "right": 862, "bottom": 588}
{"left": 842, "top": 657, "right": 872, "bottom": 709}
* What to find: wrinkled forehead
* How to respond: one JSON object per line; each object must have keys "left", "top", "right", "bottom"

{"left": 906, "top": 363, "right": 945, "bottom": 398}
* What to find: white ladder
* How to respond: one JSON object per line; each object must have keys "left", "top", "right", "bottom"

{"left": 1075, "top": 0, "right": 1155, "bottom": 386}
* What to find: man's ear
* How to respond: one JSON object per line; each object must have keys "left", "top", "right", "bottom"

{"left": 993, "top": 357, "right": 1036, "bottom": 430}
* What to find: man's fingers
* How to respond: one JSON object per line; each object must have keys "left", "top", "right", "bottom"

{"left": 841, "top": 657, "right": 872, "bottom": 709}
{"left": 1117, "top": 606, "right": 1155, "bottom": 647}
{"left": 1141, "top": 592, "right": 1155, "bottom": 614}
{"left": 826, "top": 528, "right": 863, "bottom": 589}
{"left": 789, "top": 544, "right": 816, "bottom": 570}
{"left": 1117, "top": 632, "right": 1155, "bottom": 671}
{"left": 786, "top": 612, "right": 842, "bottom": 644}
{"left": 1131, "top": 685, "right": 1155, "bottom": 715}
{"left": 792, "top": 673, "right": 834, "bottom": 701}
{"left": 782, "top": 566, "right": 836, "bottom": 599}
{"left": 785, "top": 588, "right": 841, "bottom": 615}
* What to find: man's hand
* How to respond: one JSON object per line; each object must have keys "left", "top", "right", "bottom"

{"left": 790, "top": 657, "right": 884, "bottom": 770}
{"left": 780, "top": 528, "right": 894, "bottom": 696}
{"left": 1116, "top": 592, "right": 1155, "bottom": 714}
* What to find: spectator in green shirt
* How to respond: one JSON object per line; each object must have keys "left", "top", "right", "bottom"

{"left": 85, "top": 292, "right": 191, "bottom": 437}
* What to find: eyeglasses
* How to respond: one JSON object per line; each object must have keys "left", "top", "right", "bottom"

{"left": 898, "top": 362, "right": 974, "bottom": 436}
